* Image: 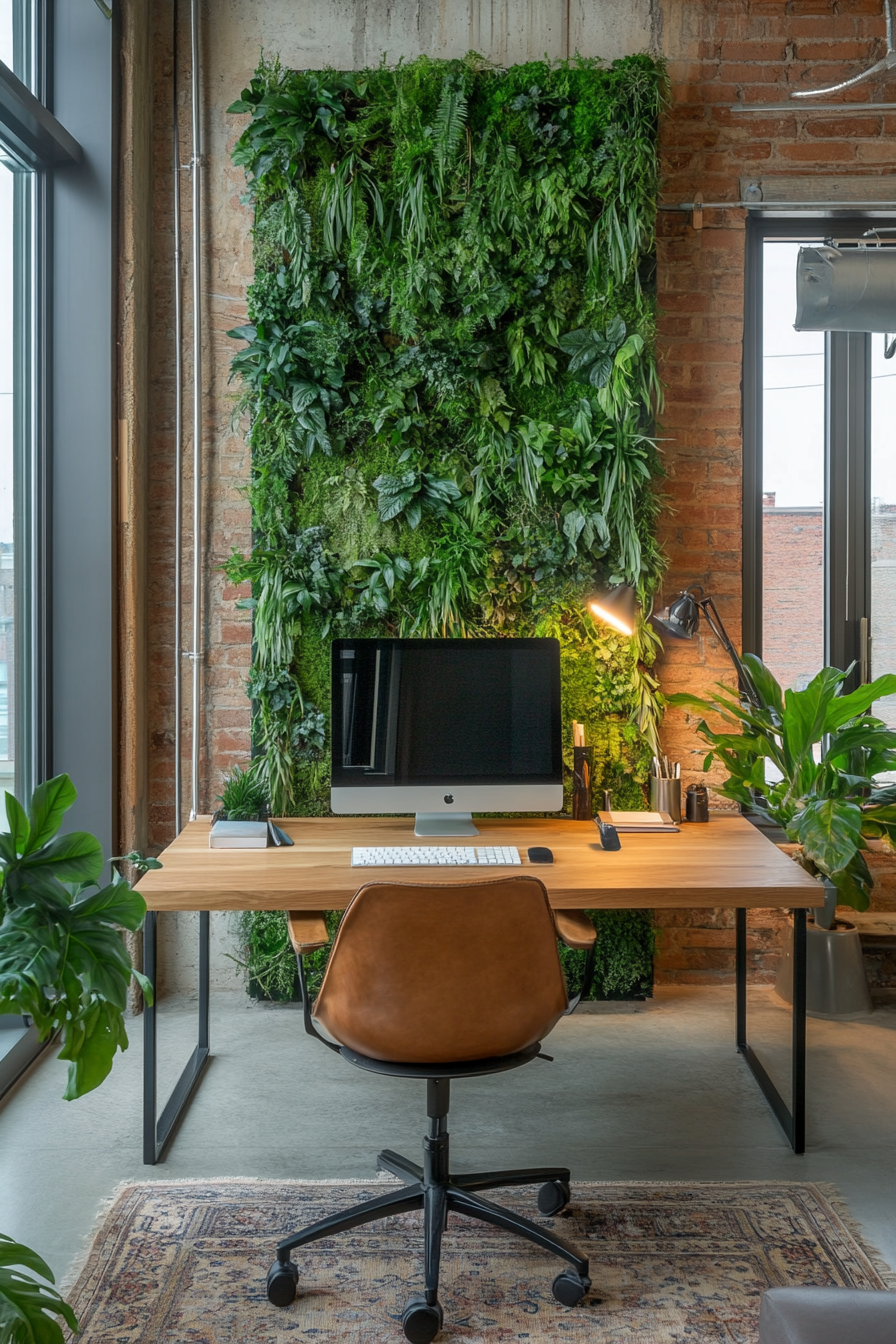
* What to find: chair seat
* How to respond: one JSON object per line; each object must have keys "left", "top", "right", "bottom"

{"left": 760, "top": 1287, "right": 896, "bottom": 1344}
{"left": 340, "top": 1042, "right": 542, "bottom": 1079}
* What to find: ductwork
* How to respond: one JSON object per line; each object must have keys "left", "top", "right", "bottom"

{"left": 795, "top": 244, "right": 896, "bottom": 333}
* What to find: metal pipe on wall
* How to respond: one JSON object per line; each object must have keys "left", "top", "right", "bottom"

{"left": 171, "top": 0, "right": 203, "bottom": 830}
{"left": 188, "top": 0, "right": 202, "bottom": 822}
{"left": 172, "top": 0, "right": 183, "bottom": 835}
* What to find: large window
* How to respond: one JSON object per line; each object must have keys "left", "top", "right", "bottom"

{"left": 0, "top": 166, "right": 15, "bottom": 796}
{"left": 745, "top": 219, "right": 896, "bottom": 702}
{"left": 0, "top": 0, "right": 115, "bottom": 1096}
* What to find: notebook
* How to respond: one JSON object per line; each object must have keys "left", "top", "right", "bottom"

{"left": 596, "top": 810, "right": 679, "bottom": 833}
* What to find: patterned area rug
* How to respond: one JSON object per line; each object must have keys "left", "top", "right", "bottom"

{"left": 65, "top": 1179, "right": 893, "bottom": 1343}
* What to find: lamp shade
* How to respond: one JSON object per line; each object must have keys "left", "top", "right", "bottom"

{"left": 652, "top": 588, "right": 701, "bottom": 640}
{"left": 588, "top": 584, "right": 636, "bottom": 638}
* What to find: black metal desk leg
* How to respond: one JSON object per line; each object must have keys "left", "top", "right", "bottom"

{"left": 736, "top": 908, "right": 747, "bottom": 1050}
{"left": 735, "top": 906, "right": 807, "bottom": 1154}
{"left": 142, "top": 911, "right": 158, "bottom": 1165}
{"left": 142, "top": 909, "right": 212, "bottom": 1165}
{"left": 791, "top": 907, "right": 807, "bottom": 1154}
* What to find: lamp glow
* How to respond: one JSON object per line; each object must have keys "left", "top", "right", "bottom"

{"left": 587, "top": 584, "right": 636, "bottom": 638}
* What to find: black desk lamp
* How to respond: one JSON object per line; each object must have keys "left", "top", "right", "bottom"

{"left": 652, "top": 585, "right": 761, "bottom": 707}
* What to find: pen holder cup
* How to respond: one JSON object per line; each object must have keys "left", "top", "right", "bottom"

{"left": 572, "top": 746, "right": 594, "bottom": 820}
{"left": 650, "top": 776, "right": 681, "bottom": 824}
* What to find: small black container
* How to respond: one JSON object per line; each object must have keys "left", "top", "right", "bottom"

{"left": 572, "top": 746, "right": 594, "bottom": 820}
{"left": 685, "top": 783, "right": 709, "bottom": 823}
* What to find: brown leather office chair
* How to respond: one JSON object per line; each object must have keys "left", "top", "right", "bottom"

{"left": 266, "top": 876, "right": 597, "bottom": 1344}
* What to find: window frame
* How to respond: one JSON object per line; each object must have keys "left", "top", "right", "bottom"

{"left": 743, "top": 213, "right": 896, "bottom": 688}
{"left": 0, "top": 0, "right": 116, "bottom": 1099}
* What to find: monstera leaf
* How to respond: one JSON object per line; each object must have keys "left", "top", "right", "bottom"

{"left": 0, "top": 774, "right": 154, "bottom": 1099}
{"left": 0, "top": 1235, "right": 78, "bottom": 1344}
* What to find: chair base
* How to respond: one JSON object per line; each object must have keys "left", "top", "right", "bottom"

{"left": 268, "top": 1079, "right": 591, "bottom": 1341}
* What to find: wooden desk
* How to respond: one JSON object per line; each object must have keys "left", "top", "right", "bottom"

{"left": 139, "top": 814, "right": 822, "bottom": 913}
{"left": 137, "top": 815, "right": 821, "bottom": 1165}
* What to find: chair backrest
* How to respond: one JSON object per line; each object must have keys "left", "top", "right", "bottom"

{"left": 313, "top": 876, "right": 569, "bottom": 1064}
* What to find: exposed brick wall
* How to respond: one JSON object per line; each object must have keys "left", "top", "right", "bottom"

{"left": 762, "top": 503, "right": 824, "bottom": 693}
{"left": 653, "top": 0, "right": 896, "bottom": 984}
{"left": 145, "top": 3, "right": 254, "bottom": 849}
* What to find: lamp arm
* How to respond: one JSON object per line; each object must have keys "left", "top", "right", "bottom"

{"left": 699, "top": 597, "right": 761, "bottom": 706}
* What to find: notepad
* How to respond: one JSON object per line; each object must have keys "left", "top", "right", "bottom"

{"left": 597, "top": 811, "right": 679, "bottom": 833}
{"left": 209, "top": 820, "right": 268, "bottom": 849}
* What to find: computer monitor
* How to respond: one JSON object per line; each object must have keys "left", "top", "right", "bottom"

{"left": 330, "top": 637, "right": 563, "bottom": 836}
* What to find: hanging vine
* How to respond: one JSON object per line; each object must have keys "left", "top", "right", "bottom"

{"left": 224, "top": 53, "right": 666, "bottom": 997}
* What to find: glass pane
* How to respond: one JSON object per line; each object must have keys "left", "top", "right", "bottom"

{"left": 0, "top": 164, "right": 13, "bottom": 800}
{"left": 0, "top": 1, "right": 33, "bottom": 91}
{"left": 871, "top": 333, "right": 896, "bottom": 730}
{"left": 761, "top": 240, "right": 826, "bottom": 694}
{"left": 0, "top": 2, "right": 12, "bottom": 71}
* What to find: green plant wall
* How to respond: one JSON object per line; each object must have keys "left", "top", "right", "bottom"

{"left": 226, "top": 52, "right": 665, "bottom": 999}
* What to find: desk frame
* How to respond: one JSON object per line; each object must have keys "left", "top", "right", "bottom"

{"left": 737, "top": 907, "right": 807, "bottom": 1152}
{"left": 142, "top": 905, "right": 809, "bottom": 1164}
{"left": 143, "top": 910, "right": 211, "bottom": 1164}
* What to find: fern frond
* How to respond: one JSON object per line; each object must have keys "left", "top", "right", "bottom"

{"left": 433, "top": 75, "right": 468, "bottom": 195}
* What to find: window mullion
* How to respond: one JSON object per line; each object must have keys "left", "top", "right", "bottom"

{"left": 826, "top": 331, "right": 871, "bottom": 684}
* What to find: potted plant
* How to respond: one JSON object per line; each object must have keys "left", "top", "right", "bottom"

{"left": 213, "top": 764, "right": 269, "bottom": 822}
{"left": 669, "top": 657, "right": 896, "bottom": 1016}
{"left": 0, "top": 773, "right": 156, "bottom": 1342}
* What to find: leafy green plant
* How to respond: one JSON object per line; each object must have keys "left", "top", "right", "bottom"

{"left": 372, "top": 471, "right": 461, "bottom": 529}
{"left": 559, "top": 316, "right": 629, "bottom": 390}
{"left": 0, "top": 1235, "right": 77, "bottom": 1344}
{"left": 0, "top": 774, "right": 156, "bottom": 1342}
{"left": 669, "top": 656, "right": 896, "bottom": 911}
{"left": 0, "top": 776, "right": 153, "bottom": 1097}
{"left": 559, "top": 909, "right": 655, "bottom": 999}
{"left": 217, "top": 765, "right": 268, "bottom": 821}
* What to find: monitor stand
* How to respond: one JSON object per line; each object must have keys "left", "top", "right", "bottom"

{"left": 414, "top": 812, "right": 480, "bottom": 838}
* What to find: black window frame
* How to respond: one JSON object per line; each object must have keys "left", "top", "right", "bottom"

{"left": 0, "top": 0, "right": 117, "bottom": 1099}
{"left": 743, "top": 213, "right": 896, "bottom": 689}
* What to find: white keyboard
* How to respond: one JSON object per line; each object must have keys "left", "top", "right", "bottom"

{"left": 351, "top": 845, "right": 521, "bottom": 867}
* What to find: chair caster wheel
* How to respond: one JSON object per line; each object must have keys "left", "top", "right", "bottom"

{"left": 401, "top": 1294, "right": 443, "bottom": 1343}
{"left": 266, "top": 1258, "right": 298, "bottom": 1306}
{"left": 552, "top": 1270, "right": 590, "bottom": 1307}
{"left": 538, "top": 1178, "right": 571, "bottom": 1216}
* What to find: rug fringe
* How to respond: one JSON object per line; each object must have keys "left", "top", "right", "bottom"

{"left": 811, "top": 1181, "right": 896, "bottom": 1289}
{"left": 58, "top": 1177, "right": 142, "bottom": 1298}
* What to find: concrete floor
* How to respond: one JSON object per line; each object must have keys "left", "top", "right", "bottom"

{"left": 1, "top": 986, "right": 895, "bottom": 1287}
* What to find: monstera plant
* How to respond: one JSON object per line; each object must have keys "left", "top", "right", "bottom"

{"left": 669, "top": 656, "right": 896, "bottom": 914}
{"left": 0, "top": 773, "right": 157, "bottom": 1344}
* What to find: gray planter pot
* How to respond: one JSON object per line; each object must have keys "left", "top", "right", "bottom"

{"left": 776, "top": 882, "right": 872, "bottom": 1020}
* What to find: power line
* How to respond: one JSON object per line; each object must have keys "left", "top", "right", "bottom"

{"left": 766, "top": 374, "right": 896, "bottom": 391}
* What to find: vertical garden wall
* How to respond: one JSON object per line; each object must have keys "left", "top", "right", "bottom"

{"left": 226, "top": 53, "right": 666, "bottom": 999}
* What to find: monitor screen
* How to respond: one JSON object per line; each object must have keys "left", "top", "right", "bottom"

{"left": 331, "top": 638, "right": 562, "bottom": 789}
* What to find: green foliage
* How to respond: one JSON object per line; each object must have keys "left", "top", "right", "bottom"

{"left": 235, "top": 908, "right": 341, "bottom": 1000}
{"left": 0, "top": 1234, "right": 78, "bottom": 1344}
{"left": 559, "top": 909, "right": 655, "bottom": 999}
{"left": 669, "top": 656, "right": 896, "bottom": 910}
{"left": 217, "top": 764, "right": 268, "bottom": 820}
{"left": 0, "top": 775, "right": 153, "bottom": 1099}
{"left": 0, "top": 776, "right": 158, "bottom": 1343}
{"left": 243, "top": 905, "right": 653, "bottom": 1005}
{"left": 226, "top": 52, "right": 668, "bottom": 994}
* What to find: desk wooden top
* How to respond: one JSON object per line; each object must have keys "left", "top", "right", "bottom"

{"left": 137, "top": 815, "right": 823, "bottom": 912}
